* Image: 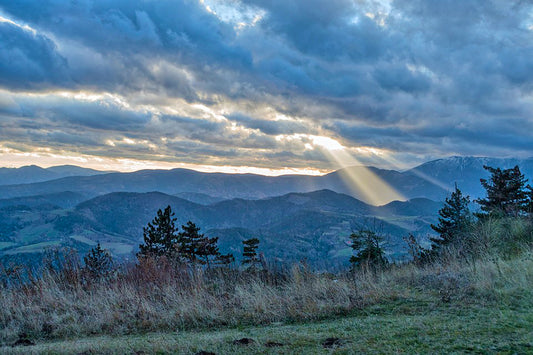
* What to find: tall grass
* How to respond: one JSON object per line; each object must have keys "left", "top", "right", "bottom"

{"left": 0, "top": 218, "right": 532, "bottom": 344}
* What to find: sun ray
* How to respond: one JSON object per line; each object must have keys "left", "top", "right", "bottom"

{"left": 310, "top": 136, "right": 406, "bottom": 205}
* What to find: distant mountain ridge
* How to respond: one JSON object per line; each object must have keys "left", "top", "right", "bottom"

{"left": 409, "top": 156, "right": 533, "bottom": 198}
{"left": 0, "top": 156, "right": 531, "bottom": 204}
{"left": 0, "top": 165, "right": 110, "bottom": 186}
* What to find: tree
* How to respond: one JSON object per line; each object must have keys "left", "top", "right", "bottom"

{"left": 83, "top": 243, "right": 113, "bottom": 281}
{"left": 180, "top": 221, "right": 221, "bottom": 267}
{"left": 349, "top": 230, "right": 388, "bottom": 271}
{"left": 138, "top": 205, "right": 180, "bottom": 259}
{"left": 476, "top": 165, "right": 529, "bottom": 217}
{"left": 526, "top": 185, "right": 533, "bottom": 216}
{"left": 403, "top": 234, "right": 433, "bottom": 265}
{"left": 242, "top": 238, "right": 260, "bottom": 269}
{"left": 430, "top": 184, "right": 471, "bottom": 250}
{"left": 215, "top": 253, "right": 235, "bottom": 267}
{"left": 196, "top": 235, "right": 220, "bottom": 267}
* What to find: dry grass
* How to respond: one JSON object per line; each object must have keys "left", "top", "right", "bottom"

{"left": 1, "top": 248, "right": 532, "bottom": 345}
{"left": 1, "top": 217, "right": 532, "bottom": 346}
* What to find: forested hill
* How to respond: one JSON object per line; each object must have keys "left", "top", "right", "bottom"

{"left": 0, "top": 190, "right": 441, "bottom": 266}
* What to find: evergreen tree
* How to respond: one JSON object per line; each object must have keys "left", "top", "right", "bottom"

{"left": 476, "top": 165, "right": 529, "bottom": 217}
{"left": 430, "top": 184, "right": 471, "bottom": 250}
{"left": 215, "top": 253, "right": 235, "bottom": 267}
{"left": 197, "top": 235, "right": 220, "bottom": 267}
{"left": 180, "top": 221, "right": 221, "bottom": 266}
{"left": 138, "top": 205, "right": 180, "bottom": 259}
{"left": 349, "top": 230, "right": 388, "bottom": 271}
{"left": 83, "top": 243, "right": 113, "bottom": 280}
{"left": 242, "top": 238, "right": 260, "bottom": 268}
{"left": 526, "top": 185, "right": 533, "bottom": 216}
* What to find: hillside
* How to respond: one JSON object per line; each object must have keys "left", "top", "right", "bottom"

{"left": 0, "top": 191, "right": 87, "bottom": 209}
{"left": 0, "top": 190, "right": 440, "bottom": 266}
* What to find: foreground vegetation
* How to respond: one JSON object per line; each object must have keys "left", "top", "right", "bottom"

{"left": 2, "top": 294, "right": 532, "bottom": 354}
{"left": 1, "top": 218, "right": 532, "bottom": 351}
{"left": 0, "top": 246, "right": 532, "bottom": 353}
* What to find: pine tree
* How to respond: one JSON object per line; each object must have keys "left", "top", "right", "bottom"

{"left": 179, "top": 221, "right": 221, "bottom": 266}
{"left": 138, "top": 205, "right": 180, "bottom": 259}
{"left": 197, "top": 235, "right": 220, "bottom": 267}
{"left": 526, "top": 185, "right": 533, "bottom": 216}
{"left": 430, "top": 184, "right": 471, "bottom": 250}
{"left": 476, "top": 165, "right": 529, "bottom": 217}
{"left": 242, "top": 238, "right": 260, "bottom": 268}
{"left": 83, "top": 243, "right": 113, "bottom": 280}
{"left": 349, "top": 230, "right": 388, "bottom": 271}
{"left": 215, "top": 253, "right": 235, "bottom": 267}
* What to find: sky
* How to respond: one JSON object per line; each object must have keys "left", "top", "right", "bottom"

{"left": 0, "top": 0, "right": 532, "bottom": 175}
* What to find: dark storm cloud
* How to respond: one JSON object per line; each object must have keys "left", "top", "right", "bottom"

{"left": 9, "top": 95, "right": 151, "bottom": 131}
{"left": 243, "top": 0, "right": 387, "bottom": 61}
{"left": 0, "top": 0, "right": 251, "bottom": 100}
{"left": 0, "top": 21, "right": 70, "bottom": 89}
{"left": 372, "top": 64, "right": 431, "bottom": 94}
{"left": 0, "top": 0, "right": 532, "bottom": 168}
{"left": 0, "top": 0, "right": 250, "bottom": 65}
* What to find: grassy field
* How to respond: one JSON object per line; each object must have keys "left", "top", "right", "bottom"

{"left": 1, "top": 299, "right": 532, "bottom": 354}
{"left": 1, "top": 252, "right": 532, "bottom": 354}
{"left": 1, "top": 218, "right": 531, "bottom": 354}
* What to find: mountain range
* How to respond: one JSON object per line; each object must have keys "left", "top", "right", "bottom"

{"left": 0, "top": 156, "right": 531, "bottom": 267}
{"left": 0, "top": 165, "right": 109, "bottom": 186}
{"left": 1, "top": 157, "right": 532, "bottom": 204}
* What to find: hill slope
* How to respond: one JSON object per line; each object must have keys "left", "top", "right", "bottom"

{"left": 0, "top": 190, "right": 440, "bottom": 265}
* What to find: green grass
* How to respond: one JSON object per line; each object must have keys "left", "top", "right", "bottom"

{"left": 4, "top": 240, "right": 61, "bottom": 254}
{"left": 0, "top": 242, "right": 16, "bottom": 250}
{"left": 68, "top": 235, "right": 97, "bottom": 246}
{"left": 376, "top": 216, "right": 420, "bottom": 231}
{"left": 2, "top": 301, "right": 531, "bottom": 354}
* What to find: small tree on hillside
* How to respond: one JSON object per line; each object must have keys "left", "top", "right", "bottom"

{"left": 197, "top": 235, "right": 220, "bottom": 267}
{"left": 403, "top": 234, "right": 434, "bottom": 265}
{"left": 138, "top": 205, "right": 180, "bottom": 259}
{"left": 476, "top": 165, "right": 529, "bottom": 217}
{"left": 215, "top": 252, "right": 235, "bottom": 267}
{"left": 242, "top": 238, "right": 261, "bottom": 269}
{"left": 180, "top": 221, "right": 221, "bottom": 267}
{"left": 83, "top": 242, "right": 113, "bottom": 281}
{"left": 349, "top": 230, "right": 388, "bottom": 271}
{"left": 430, "top": 184, "right": 471, "bottom": 250}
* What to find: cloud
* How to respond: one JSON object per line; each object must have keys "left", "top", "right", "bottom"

{"left": 0, "top": 21, "right": 70, "bottom": 89}
{"left": 0, "top": 0, "right": 532, "bottom": 171}
{"left": 226, "top": 113, "right": 309, "bottom": 135}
